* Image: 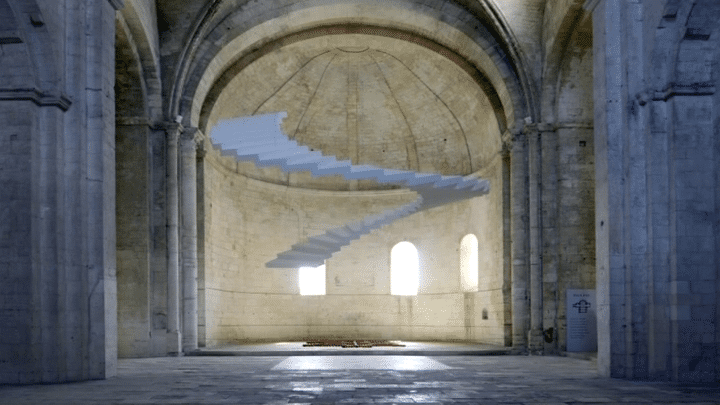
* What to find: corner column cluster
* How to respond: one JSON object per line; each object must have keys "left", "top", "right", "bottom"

{"left": 163, "top": 123, "right": 201, "bottom": 355}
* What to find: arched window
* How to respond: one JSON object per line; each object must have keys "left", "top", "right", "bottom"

{"left": 460, "top": 234, "right": 479, "bottom": 292}
{"left": 391, "top": 241, "right": 419, "bottom": 295}
{"left": 299, "top": 263, "right": 326, "bottom": 295}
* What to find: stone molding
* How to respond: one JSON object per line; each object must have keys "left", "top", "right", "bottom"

{"left": 652, "top": 82, "right": 716, "bottom": 101}
{"left": 501, "top": 129, "right": 519, "bottom": 153}
{"left": 0, "top": 30, "right": 22, "bottom": 44}
{"left": 162, "top": 122, "right": 183, "bottom": 144}
{"left": 116, "top": 116, "right": 152, "bottom": 127}
{"left": 532, "top": 122, "right": 593, "bottom": 132}
{"left": 180, "top": 127, "right": 204, "bottom": 151}
{"left": 0, "top": 88, "right": 71, "bottom": 111}
{"left": 684, "top": 28, "right": 710, "bottom": 41}
{"left": 108, "top": 0, "right": 125, "bottom": 11}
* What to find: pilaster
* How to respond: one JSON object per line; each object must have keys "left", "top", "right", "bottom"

{"left": 180, "top": 128, "right": 202, "bottom": 353}
{"left": 164, "top": 122, "right": 182, "bottom": 355}
{"left": 510, "top": 129, "right": 530, "bottom": 350}
{"left": 525, "top": 124, "right": 544, "bottom": 352}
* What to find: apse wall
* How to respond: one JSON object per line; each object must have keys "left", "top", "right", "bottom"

{"left": 200, "top": 148, "right": 507, "bottom": 345}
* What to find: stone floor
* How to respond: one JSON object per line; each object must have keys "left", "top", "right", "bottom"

{"left": 3, "top": 353, "right": 720, "bottom": 404}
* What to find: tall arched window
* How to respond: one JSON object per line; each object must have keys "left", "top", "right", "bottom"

{"left": 391, "top": 241, "right": 419, "bottom": 295}
{"left": 460, "top": 234, "right": 479, "bottom": 292}
{"left": 299, "top": 263, "right": 326, "bottom": 295}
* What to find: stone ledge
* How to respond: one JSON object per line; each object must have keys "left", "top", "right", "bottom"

{"left": 0, "top": 88, "right": 71, "bottom": 111}
{"left": 0, "top": 30, "right": 22, "bottom": 44}
{"left": 653, "top": 82, "right": 716, "bottom": 101}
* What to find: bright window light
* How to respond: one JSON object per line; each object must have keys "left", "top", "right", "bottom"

{"left": 460, "top": 234, "right": 479, "bottom": 292}
{"left": 391, "top": 241, "right": 419, "bottom": 295}
{"left": 299, "top": 263, "right": 326, "bottom": 296}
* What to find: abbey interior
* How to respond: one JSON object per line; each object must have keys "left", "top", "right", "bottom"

{"left": 0, "top": 0, "right": 719, "bottom": 386}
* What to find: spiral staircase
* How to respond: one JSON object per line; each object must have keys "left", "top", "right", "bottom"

{"left": 210, "top": 112, "right": 491, "bottom": 268}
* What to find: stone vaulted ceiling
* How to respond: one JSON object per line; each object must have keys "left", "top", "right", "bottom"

{"left": 154, "top": 0, "right": 546, "bottom": 188}
{"left": 207, "top": 34, "right": 502, "bottom": 176}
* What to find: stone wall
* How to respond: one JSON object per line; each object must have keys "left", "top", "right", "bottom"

{"left": 0, "top": 0, "right": 119, "bottom": 384}
{"left": 200, "top": 147, "right": 508, "bottom": 345}
{"left": 593, "top": 0, "right": 720, "bottom": 381}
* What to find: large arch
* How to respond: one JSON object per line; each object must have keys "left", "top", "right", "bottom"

{"left": 164, "top": 0, "right": 521, "bottom": 349}
{"left": 117, "top": 0, "right": 163, "bottom": 121}
{"left": 166, "top": 0, "right": 538, "bottom": 136}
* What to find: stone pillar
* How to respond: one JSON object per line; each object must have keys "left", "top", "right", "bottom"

{"left": 0, "top": 0, "right": 120, "bottom": 384}
{"left": 196, "top": 140, "right": 207, "bottom": 348}
{"left": 510, "top": 130, "right": 530, "bottom": 349}
{"left": 164, "top": 123, "right": 182, "bottom": 355}
{"left": 180, "top": 128, "right": 201, "bottom": 353}
{"left": 149, "top": 126, "right": 170, "bottom": 356}
{"left": 527, "top": 125, "right": 544, "bottom": 351}
{"left": 501, "top": 140, "right": 514, "bottom": 346}
{"left": 539, "top": 124, "right": 559, "bottom": 352}
{"left": 592, "top": 0, "right": 650, "bottom": 379}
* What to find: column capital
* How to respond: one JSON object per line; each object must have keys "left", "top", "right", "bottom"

{"left": 505, "top": 129, "right": 527, "bottom": 153}
{"left": 521, "top": 123, "right": 540, "bottom": 135}
{"left": 180, "top": 127, "right": 204, "bottom": 152}
{"left": 536, "top": 122, "right": 556, "bottom": 132}
{"left": 196, "top": 139, "right": 208, "bottom": 159}
{"left": 162, "top": 122, "right": 184, "bottom": 144}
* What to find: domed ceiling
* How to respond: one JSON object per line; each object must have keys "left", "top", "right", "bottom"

{"left": 207, "top": 34, "right": 502, "bottom": 189}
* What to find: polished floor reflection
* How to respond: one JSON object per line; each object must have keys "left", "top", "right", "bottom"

{"left": 2, "top": 355, "right": 719, "bottom": 404}
{"left": 272, "top": 355, "right": 452, "bottom": 370}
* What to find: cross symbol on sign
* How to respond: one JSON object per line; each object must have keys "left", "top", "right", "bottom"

{"left": 573, "top": 299, "right": 591, "bottom": 314}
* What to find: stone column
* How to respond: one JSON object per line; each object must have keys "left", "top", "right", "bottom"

{"left": 196, "top": 140, "right": 207, "bottom": 348}
{"left": 180, "top": 128, "right": 201, "bottom": 353}
{"left": 165, "top": 123, "right": 182, "bottom": 355}
{"left": 539, "top": 124, "right": 559, "bottom": 352}
{"left": 527, "top": 125, "right": 544, "bottom": 351}
{"left": 511, "top": 130, "right": 530, "bottom": 349}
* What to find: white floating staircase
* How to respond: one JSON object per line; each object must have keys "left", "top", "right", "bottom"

{"left": 210, "top": 112, "right": 491, "bottom": 268}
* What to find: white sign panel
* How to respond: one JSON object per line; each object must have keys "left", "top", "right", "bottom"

{"left": 566, "top": 289, "right": 597, "bottom": 352}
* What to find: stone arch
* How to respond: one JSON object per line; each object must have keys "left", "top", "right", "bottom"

{"left": 115, "top": 15, "right": 148, "bottom": 121}
{"left": 540, "top": 0, "right": 590, "bottom": 124}
{"left": 168, "top": 0, "right": 537, "bottom": 137}
{"left": 117, "top": 1, "right": 162, "bottom": 121}
{"left": 195, "top": 25, "right": 508, "bottom": 140}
